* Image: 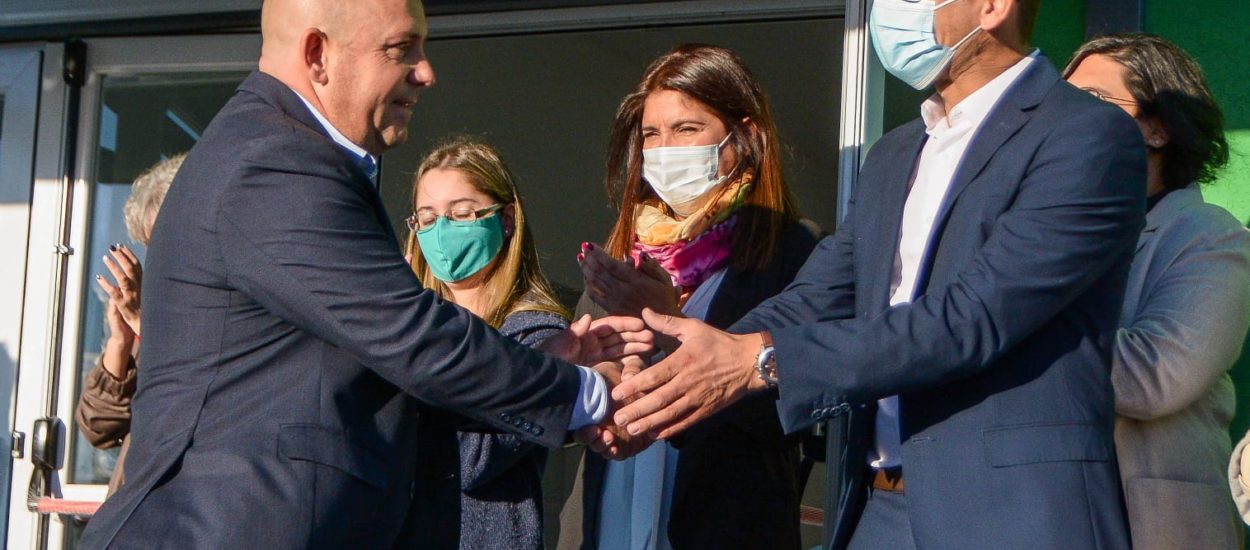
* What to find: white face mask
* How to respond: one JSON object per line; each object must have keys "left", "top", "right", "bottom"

{"left": 642, "top": 133, "right": 733, "bottom": 216}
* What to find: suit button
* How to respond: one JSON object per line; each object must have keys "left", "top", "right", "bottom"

{"left": 522, "top": 421, "right": 534, "bottom": 431}
{"left": 533, "top": 426, "right": 544, "bottom": 436}
{"left": 500, "top": 413, "right": 513, "bottom": 422}
{"left": 512, "top": 418, "right": 524, "bottom": 427}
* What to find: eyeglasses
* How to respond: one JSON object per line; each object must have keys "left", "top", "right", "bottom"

{"left": 1079, "top": 87, "right": 1137, "bottom": 107}
{"left": 406, "top": 203, "right": 505, "bottom": 232}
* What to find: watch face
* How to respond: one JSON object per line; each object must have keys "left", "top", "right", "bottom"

{"left": 757, "top": 346, "right": 778, "bottom": 386}
{"left": 760, "top": 347, "right": 776, "bottom": 364}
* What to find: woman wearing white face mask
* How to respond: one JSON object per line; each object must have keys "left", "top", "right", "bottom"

{"left": 403, "top": 137, "right": 654, "bottom": 550}
{"left": 561, "top": 44, "right": 822, "bottom": 550}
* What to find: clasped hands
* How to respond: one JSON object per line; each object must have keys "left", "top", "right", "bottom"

{"left": 557, "top": 243, "right": 772, "bottom": 460}
{"left": 558, "top": 309, "right": 770, "bottom": 461}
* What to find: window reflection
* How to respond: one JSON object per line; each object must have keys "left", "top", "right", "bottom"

{"left": 72, "top": 72, "right": 246, "bottom": 485}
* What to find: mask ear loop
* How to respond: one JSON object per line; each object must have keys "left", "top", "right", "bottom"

{"left": 716, "top": 129, "right": 742, "bottom": 186}
{"left": 932, "top": 0, "right": 982, "bottom": 50}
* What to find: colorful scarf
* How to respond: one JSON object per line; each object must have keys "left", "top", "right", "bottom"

{"left": 631, "top": 171, "right": 754, "bottom": 294}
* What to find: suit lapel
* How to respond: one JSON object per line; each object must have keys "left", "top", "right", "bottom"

{"left": 1136, "top": 185, "right": 1199, "bottom": 253}
{"left": 929, "top": 59, "right": 1057, "bottom": 240}
{"left": 912, "top": 58, "right": 1059, "bottom": 296}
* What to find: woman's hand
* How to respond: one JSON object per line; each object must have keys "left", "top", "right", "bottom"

{"left": 538, "top": 314, "right": 655, "bottom": 365}
{"left": 98, "top": 244, "right": 143, "bottom": 336}
{"left": 579, "top": 244, "right": 681, "bottom": 318}
{"left": 96, "top": 245, "right": 141, "bottom": 380}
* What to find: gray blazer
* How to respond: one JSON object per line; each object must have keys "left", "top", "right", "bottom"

{"left": 1113, "top": 185, "right": 1250, "bottom": 550}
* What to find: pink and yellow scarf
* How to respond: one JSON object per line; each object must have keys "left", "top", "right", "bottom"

{"left": 631, "top": 171, "right": 754, "bottom": 295}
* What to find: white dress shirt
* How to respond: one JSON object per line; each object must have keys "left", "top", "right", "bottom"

{"left": 287, "top": 85, "right": 609, "bottom": 430}
{"left": 870, "top": 52, "right": 1038, "bottom": 469}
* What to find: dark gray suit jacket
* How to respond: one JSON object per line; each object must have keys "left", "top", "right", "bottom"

{"left": 733, "top": 58, "right": 1144, "bottom": 550}
{"left": 80, "top": 71, "right": 584, "bottom": 549}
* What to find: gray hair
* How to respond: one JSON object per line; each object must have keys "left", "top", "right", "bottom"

{"left": 123, "top": 153, "right": 186, "bottom": 245}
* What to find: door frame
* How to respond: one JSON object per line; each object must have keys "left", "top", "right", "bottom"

{"left": 0, "top": 43, "right": 49, "bottom": 549}
{"left": 6, "top": 35, "right": 259, "bottom": 550}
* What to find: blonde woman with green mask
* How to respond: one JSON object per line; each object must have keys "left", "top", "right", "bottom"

{"left": 403, "top": 137, "right": 651, "bottom": 549}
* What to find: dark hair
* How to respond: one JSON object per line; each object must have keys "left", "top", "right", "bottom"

{"left": 1064, "top": 33, "right": 1229, "bottom": 189}
{"left": 603, "top": 44, "right": 798, "bottom": 271}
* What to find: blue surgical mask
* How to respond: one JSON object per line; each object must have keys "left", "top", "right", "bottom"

{"left": 869, "top": 0, "right": 983, "bottom": 90}
{"left": 416, "top": 215, "right": 504, "bottom": 283}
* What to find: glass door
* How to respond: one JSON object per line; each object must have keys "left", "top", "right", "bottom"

{"left": 0, "top": 44, "right": 45, "bottom": 549}
{"left": 6, "top": 35, "right": 257, "bottom": 550}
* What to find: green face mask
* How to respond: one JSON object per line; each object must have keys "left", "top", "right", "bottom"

{"left": 416, "top": 214, "right": 505, "bottom": 283}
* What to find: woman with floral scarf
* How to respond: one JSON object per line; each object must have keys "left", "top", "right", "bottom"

{"left": 555, "top": 44, "right": 822, "bottom": 550}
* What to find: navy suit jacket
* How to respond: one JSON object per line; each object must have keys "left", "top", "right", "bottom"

{"left": 733, "top": 58, "right": 1145, "bottom": 549}
{"left": 80, "top": 71, "right": 584, "bottom": 549}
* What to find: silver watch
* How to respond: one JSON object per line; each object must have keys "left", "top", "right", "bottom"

{"left": 755, "top": 342, "right": 778, "bottom": 388}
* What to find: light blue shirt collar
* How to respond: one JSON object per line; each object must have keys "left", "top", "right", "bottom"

{"left": 288, "top": 87, "right": 379, "bottom": 181}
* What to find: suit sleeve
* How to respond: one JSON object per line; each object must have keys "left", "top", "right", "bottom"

{"left": 768, "top": 107, "right": 1146, "bottom": 434}
{"left": 731, "top": 188, "right": 860, "bottom": 334}
{"left": 1113, "top": 217, "right": 1250, "bottom": 419}
{"left": 216, "top": 140, "right": 580, "bottom": 448}
{"left": 458, "top": 315, "right": 565, "bottom": 491}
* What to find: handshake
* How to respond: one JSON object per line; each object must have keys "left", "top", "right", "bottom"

{"left": 540, "top": 308, "right": 772, "bottom": 461}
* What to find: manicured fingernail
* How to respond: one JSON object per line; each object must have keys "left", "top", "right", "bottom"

{"left": 577, "top": 253, "right": 585, "bottom": 263}
{"left": 95, "top": 274, "right": 102, "bottom": 279}
{"left": 581, "top": 242, "right": 589, "bottom": 251}
{"left": 586, "top": 243, "right": 595, "bottom": 251}
{"left": 108, "top": 244, "right": 117, "bottom": 251}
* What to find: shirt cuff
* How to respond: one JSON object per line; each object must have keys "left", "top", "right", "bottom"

{"left": 568, "top": 366, "right": 609, "bottom": 430}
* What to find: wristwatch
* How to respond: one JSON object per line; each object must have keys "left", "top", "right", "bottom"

{"left": 755, "top": 331, "right": 779, "bottom": 389}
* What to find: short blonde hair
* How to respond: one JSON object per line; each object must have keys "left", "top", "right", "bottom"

{"left": 123, "top": 153, "right": 186, "bottom": 245}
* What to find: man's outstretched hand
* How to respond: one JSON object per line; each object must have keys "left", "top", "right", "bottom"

{"left": 575, "top": 356, "right": 654, "bottom": 460}
{"left": 609, "top": 308, "right": 768, "bottom": 441}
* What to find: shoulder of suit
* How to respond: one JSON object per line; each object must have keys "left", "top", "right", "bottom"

{"left": 875, "top": 118, "right": 927, "bottom": 149}
{"left": 787, "top": 218, "right": 826, "bottom": 249}
{"left": 215, "top": 89, "right": 347, "bottom": 173}
{"left": 1039, "top": 80, "right": 1142, "bottom": 137}
{"left": 1163, "top": 191, "right": 1250, "bottom": 242}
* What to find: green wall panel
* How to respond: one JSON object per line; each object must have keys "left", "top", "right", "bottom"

{"left": 1031, "top": 0, "right": 1086, "bottom": 68}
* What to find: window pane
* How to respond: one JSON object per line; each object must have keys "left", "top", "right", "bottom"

{"left": 380, "top": 18, "right": 845, "bottom": 298}
{"left": 71, "top": 72, "right": 246, "bottom": 485}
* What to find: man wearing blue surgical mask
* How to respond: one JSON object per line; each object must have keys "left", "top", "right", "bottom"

{"left": 599, "top": 1, "right": 1146, "bottom": 549}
